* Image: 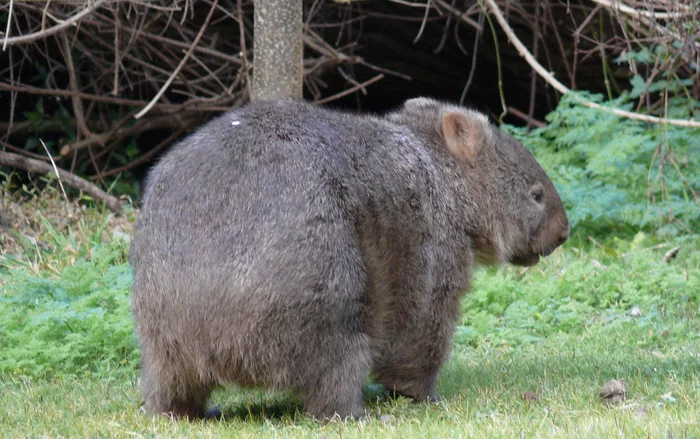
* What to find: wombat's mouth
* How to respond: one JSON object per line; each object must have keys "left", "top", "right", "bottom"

{"left": 509, "top": 252, "right": 540, "bottom": 267}
{"left": 510, "top": 243, "right": 560, "bottom": 266}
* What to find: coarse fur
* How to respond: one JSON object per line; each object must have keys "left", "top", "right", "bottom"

{"left": 130, "top": 97, "right": 569, "bottom": 421}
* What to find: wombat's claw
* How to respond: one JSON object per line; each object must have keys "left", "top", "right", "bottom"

{"left": 386, "top": 387, "right": 441, "bottom": 404}
{"left": 428, "top": 394, "right": 444, "bottom": 404}
{"left": 204, "top": 406, "right": 223, "bottom": 420}
{"left": 409, "top": 394, "right": 442, "bottom": 404}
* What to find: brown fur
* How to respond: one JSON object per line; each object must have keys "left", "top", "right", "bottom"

{"left": 130, "top": 97, "right": 569, "bottom": 420}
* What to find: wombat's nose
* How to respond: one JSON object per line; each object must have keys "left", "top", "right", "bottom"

{"left": 557, "top": 225, "right": 570, "bottom": 246}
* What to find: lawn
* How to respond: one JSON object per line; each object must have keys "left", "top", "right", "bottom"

{"left": 1, "top": 190, "right": 699, "bottom": 438}
{"left": 1, "top": 323, "right": 698, "bottom": 438}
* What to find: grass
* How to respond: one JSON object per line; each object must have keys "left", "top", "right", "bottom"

{"left": 1, "top": 326, "right": 698, "bottom": 438}
{"left": 1, "top": 187, "right": 699, "bottom": 438}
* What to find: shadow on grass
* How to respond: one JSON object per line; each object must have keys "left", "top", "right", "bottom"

{"left": 211, "top": 398, "right": 304, "bottom": 422}
{"left": 206, "top": 383, "right": 415, "bottom": 423}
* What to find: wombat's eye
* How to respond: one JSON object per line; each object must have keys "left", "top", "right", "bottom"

{"left": 531, "top": 188, "right": 544, "bottom": 204}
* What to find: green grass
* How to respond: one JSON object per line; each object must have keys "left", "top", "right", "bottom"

{"left": 1, "top": 187, "right": 699, "bottom": 438}
{"left": 1, "top": 325, "right": 698, "bottom": 438}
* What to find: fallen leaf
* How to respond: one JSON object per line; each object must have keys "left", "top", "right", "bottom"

{"left": 521, "top": 391, "right": 539, "bottom": 401}
{"left": 663, "top": 246, "right": 681, "bottom": 263}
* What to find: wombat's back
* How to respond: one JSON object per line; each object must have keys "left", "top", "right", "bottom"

{"left": 132, "top": 98, "right": 441, "bottom": 307}
{"left": 132, "top": 99, "right": 369, "bottom": 300}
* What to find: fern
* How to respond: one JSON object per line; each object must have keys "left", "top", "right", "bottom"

{"left": 504, "top": 90, "right": 700, "bottom": 236}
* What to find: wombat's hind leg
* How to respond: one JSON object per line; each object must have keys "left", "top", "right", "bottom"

{"left": 140, "top": 356, "right": 214, "bottom": 421}
{"left": 302, "top": 336, "right": 370, "bottom": 421}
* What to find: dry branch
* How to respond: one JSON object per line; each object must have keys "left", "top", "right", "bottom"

{"left": 315, "top": 74, "right": 384, "bottom": 104}
{"left": 0, "top": 151, "right": 125, "bottom": 213}
{"left": 135, "top": 0, "right": 219, "bottom": 118}
{"left": 59, "top": 32, "right": 92, "bottom": 138}
{"left": 590, "top": 0, "right": 691, "bottom": 20}
{"left": 433, "top": 0, "right": 482, "bottom": 31}
{"left": 1, "top": 0, "right": 107, "bottom": 47}
{"left": 484, "top": 0, "right": 700, "bottom": 128}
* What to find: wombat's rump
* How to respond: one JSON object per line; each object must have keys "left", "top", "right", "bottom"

{"left": 130, "top": 97, "right": 569, "bottom": 420}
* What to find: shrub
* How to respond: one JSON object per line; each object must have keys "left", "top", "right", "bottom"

{"left": 504, "top": 90, "right": 700, "bottom": 237}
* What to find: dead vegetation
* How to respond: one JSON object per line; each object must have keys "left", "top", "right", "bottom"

{"left": 0, "top": 182, "right": 133, "bottom": 263}
{"left": 0, "top": 0, "right": 698, "bottom": 206}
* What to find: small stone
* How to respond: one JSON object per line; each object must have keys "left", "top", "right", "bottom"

{"left": 660, "top": 393, "right": 676, "bottom": 403}
{"left": 630, "top": 306, "right": 642, "bottom": 317}
{"left": 600, "top": 379, "right": 626, "bottom": 404}
{"left": 635, "top": 406, "right": 649, "bottom": 418}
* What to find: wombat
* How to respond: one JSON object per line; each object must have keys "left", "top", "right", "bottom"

{"left": 130, "top": 97, "right": 569, "bottom": 421}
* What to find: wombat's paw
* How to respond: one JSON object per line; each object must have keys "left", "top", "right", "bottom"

{"left": 385, "top": 386, "right": 440, "bottom": 404}
{"left": 407, "top": 392, "right": 442, "bottom": 404}
{"left": 320, "top": 406, "right": 368, "bottom": 422}
{"left": 337, "top": 407, "right": 368, "bottom": 422}
{"left": 204, "top": 406, "right": 223, "bottom": 420}
{"left": 426, "top": 393, "right": 443, "bottom": 404}
{"left": 351, "top": 407, "right": 370, "bottom": 421}
{"left": 307, "top": 401, "right": 367, "bottom": 422}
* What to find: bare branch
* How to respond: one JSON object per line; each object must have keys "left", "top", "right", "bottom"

{"left": 2, "top": 0, "right": 13, "bottom": 51}
{"left": 590, "top": 0, "right": 691, "bottom": 20}
{"left": 483, "top": 0, "right": 700, "bottom": 128}
{"left": 0, "top": 151, "right": 125, "bottom": 213}
{"left": 134, "top": 0, "right": 219, "bottom": 118}
{"left": 59, "top": 32, "right": 92, "bottom": 138}
{"left": 314, "top": 74, "right": 384, "bottom": 105}
{"left": 1, "top": 0, "right": 107, "bottom": 48}
{"left": 433, "top": 0, "right": 483, "bottom": 31}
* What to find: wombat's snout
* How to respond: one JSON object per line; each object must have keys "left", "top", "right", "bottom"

{"left": 553, "top": 216, "right": 570, "bottom": 247}
{"left": 535, "top": 215, "right": 569, "bottom": 258}
{"left": 556, "top": 227, "right": 570, "bottom": 246}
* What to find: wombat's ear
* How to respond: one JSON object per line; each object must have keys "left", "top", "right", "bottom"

{"left": 441, "top": 110, "right": 487, "bottom": 164}
{"left": 404, "top": 97, "right": 438, "bottom": 110}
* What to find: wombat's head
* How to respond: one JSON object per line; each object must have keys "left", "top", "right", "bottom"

{"left": 387, "top": 97, "right": 569, "bottom": 267}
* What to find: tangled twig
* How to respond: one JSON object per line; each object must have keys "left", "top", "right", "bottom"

{"left": 2, "top": 0, "right": 107, "bottom": 48}
{"left": 0, "top": 151, "right": 125, "bottom": 213}
{"left": 484, "top": 0, "right": 700, "bottom": 128}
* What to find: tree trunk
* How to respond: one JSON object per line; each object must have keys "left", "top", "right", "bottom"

{"left": 253, "top": 0, "right": 303, "bottom": 100}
